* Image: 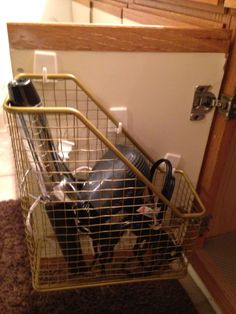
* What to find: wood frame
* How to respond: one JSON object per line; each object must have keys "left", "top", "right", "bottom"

{"left": 192, "top": 12, "right": 236, "bottom": 314}
{"left": 98, "top": 0, "right": 128, "bottom": 8}
{"left": 197, "top": 15, "right": 236, "bottom": 236}
{"left": 224, "top": 0, "right": 236, "bottom": 8}
{"left": 134, "top": 0, "right": 227, "bottom": 23}
{"left": 150, "top": 0, "right": 225, "bottom": 13}
{"left": 134, "top": 0, "right": 225, "bottom": 14}
{"left": 128, "top": 3, "right": 224, "bottom": 27}
{"left": 7, "top": 23, "right": 231, "bottom": 52}
{"left": 123, "top": 7, "right": 201, "bottom": 27}
{"left": 190, "top": 0, "right": 220, "bottom": 5}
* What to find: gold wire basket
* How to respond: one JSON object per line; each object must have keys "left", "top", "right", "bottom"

{"left": 4, "top": 73, "right": 205, "bottom": 292}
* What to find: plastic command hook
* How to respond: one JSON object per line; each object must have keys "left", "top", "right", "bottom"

{"left": 58, "top": 139, "right": 75, "bottom": 161}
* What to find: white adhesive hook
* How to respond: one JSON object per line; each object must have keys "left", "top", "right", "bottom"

{"left": 58, "top": 139, "right": 75, "bottom": 161}
{"left": 42, "top": 66, "right": 48, "bottom": 83}
{"left": 116, "top": 122, "right": 122, "bottom": 134}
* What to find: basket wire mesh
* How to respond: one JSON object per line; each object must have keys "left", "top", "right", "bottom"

{"left": 4, "top": 73, "right": 205, "bottom": 291}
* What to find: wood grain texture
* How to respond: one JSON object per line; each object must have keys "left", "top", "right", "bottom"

{"left": 105, "top": 0, "right": 133, "bottom": 4}
{"left": 197, "top": 115, "right": 236, "bottom": 236}
{"left": 123, "top": 7, "right": 201, "bottom": 27}
{"left": 7, "top": 23, "right": 231, "bottom": 52}
{"left": 143, "top": 0, "right": 225, "bottom": 13}
{"left": 135, "top": 0, "right": 225, "bottom": 22}
{"left": 128, "top": 3, "right": 224, "bottom": 28}
{"left": 190, "top": 250, "right": 236, "bottom": 314}
{"left": 99, "top": 0, "right": 128, "bottom": 8}
{"left": 224, "top": 0, "right": 236, "bottom": 8}
{"left": 222, "top": 17, "right": 236, "bottom": 94}
{"left": 189, "top": 0, "right": 219, "bottom": 5}
{"left": 197, "top": 16, "right": 236, "bottom": 236}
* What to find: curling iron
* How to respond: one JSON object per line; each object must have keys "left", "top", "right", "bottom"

{"left": 8, "top": 78, "right": 86, "bottom": 273}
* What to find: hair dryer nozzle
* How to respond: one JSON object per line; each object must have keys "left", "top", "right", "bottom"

{"left": 8, "top": 78, "right": 41, "bottom": 107}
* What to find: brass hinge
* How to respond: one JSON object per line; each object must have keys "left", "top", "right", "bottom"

{"left": 190, "top": 85, "right": 236, "bottom": 121}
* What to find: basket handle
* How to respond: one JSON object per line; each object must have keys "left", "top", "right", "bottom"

{"left": 13, "top": 72, "right": 155, "bottom": 164}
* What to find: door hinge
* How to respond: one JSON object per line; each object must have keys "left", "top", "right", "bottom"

{"left": 190, "top": 85, "right": 236, "bottom": 121}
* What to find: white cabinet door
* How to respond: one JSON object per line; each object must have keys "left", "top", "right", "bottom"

{"left": 8, "top": 24, "right": 230, "bottom": 186}
{"left": 11, "top": 50, "right": 225, "bottom": 186}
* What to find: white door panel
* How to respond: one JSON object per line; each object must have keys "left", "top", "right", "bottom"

{"left": 11, "top": 50, "right": 226, "bottom": 186}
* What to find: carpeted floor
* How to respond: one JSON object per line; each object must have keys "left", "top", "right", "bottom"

{"left": 0, "top": 200, "right": 197, "bottom": 314}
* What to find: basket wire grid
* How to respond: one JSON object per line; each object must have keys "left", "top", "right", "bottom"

{"left": 4, "top": 73, "right": 205, "bottom": 291}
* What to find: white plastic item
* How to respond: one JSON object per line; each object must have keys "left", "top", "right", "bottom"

{"left": 33, "top": 51, "right": 58, "bottom": 76}
{"left": 164, "top": 153, "right": 181, "bottom": 173}
{"left": 108, "top": 106, "right": 128, "bottom": 133}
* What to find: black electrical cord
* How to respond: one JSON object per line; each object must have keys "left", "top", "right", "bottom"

{"left": 120, "top": 158, "right": 177, "bottom": 275}
{"left": 149, "top": 158, "right": 175, "bottom": 222}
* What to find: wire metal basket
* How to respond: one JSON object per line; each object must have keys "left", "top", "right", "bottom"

{"left": 4, "top": 73, "right": 205, "bottom": 291}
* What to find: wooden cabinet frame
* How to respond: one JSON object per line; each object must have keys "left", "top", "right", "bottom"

{"left": 7, "top": 23, "right": 230, "bottom": 52}
{"left": 192, "top": 14, "right": 236, "bottom": 314}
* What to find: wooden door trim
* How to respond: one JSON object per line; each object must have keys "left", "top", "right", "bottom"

{"left": 7, "top": 23, "right": 231, "bottom": 52}
{"left": 189, "top": 0, "right": 219, "bottom": 6}
{"left": 123, "top": 7, "right": 201, "bottom": 27}
{"left": 145, "top": 0, "right": 225, "bottom": 13}
{"left": 134, "top": 0, "right": 225, "bottom": 22}
{"left": 197, "top": 15, "right": 236, "bottom": 236}
{"left": 225, "top": 0, "right": 236, "bottom": 9}
{"left": 128, "top": 3, "right": 224, "bottom": 28}
{"left": 98, "top": 0, "right": 128, "bottom": 8}
{"left": 193, "top": 12, "right": 236, "bottom": 313}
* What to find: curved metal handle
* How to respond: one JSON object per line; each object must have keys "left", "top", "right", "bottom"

{"left": 4, "top": 101, "right": 206, "bottom": 219}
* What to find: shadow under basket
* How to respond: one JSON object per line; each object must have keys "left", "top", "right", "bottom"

{"left": 4, "top": 73, "right": 205, "bottom": 292}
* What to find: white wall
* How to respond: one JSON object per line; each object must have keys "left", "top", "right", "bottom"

{"left": 1, "top": 0, "right": 72, "bottom": 23}
{"left": 0, "top": 0, "right": 72, "bottom": 200}
{"left": 0, "top": 0, "right": 72, "bottom": 120}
